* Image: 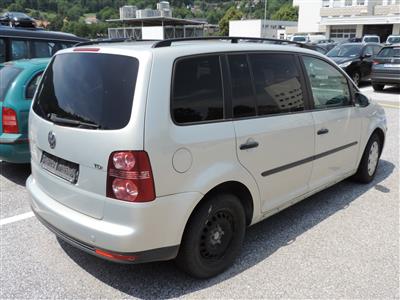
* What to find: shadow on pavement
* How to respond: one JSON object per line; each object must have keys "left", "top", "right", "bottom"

{"left": 376, "top": 86, "right": 400, "bottom": 95}
{"left": 60, "top": 160, "right": 395, "bottom": 299}
{"left": 0, "top": 162, "right": 31, "bottom": 187}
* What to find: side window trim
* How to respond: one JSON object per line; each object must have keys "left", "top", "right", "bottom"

{"left": 300, "top": 54, "right": 355, "bottom": 111}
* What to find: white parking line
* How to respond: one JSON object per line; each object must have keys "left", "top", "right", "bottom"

{"left": 0, "top": 212, "right": 34, "bottom": 226}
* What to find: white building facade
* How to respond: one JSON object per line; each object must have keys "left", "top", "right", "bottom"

{"left": 229, "top": 19, "right": 298, "bottom": 39}
{"left": 293, "top": 0, "right": 400, "bottom": 41}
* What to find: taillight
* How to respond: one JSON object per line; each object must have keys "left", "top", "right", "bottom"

{"left": 372, "top": 60, "right": 380, "bottom": 65}
{"left": 106, "top": 151, "right": 156, "bottom": 202}
{"left": 2, "top": 107, "right": 19, "bottom": 134}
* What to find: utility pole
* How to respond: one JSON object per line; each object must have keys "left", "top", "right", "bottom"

{"left": 264, "top": 0, "right": 267, "bottom": 21}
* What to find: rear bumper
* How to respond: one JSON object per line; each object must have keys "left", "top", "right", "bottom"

{"left": 371, "top": 72, "right": 400, "bottom": 84}
{"left": 0, "top": 134, "right": 30, "bottom": 163}
{"left": 27, "top": 175, "right": 202, "bottom": 263}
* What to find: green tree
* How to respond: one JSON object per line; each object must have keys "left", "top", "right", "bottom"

{"left": 96, "top": 6, "right": 118, "bottom": 22}
{"left": 218, "top": 6, "right": 242, "bottom": 36}
{"left": 271, "top": 4, "right": 298, "bottom": 21}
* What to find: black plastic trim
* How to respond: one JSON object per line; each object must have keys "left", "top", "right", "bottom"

{"left": 34, "top": 211, "right": 180, "bottom": 264}
{"left": 261, "top": 141, "right": 358, "bottom": 177}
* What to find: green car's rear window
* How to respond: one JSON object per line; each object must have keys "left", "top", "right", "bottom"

{"left": 0, "top": 66, "right": 23, "bottom": 101}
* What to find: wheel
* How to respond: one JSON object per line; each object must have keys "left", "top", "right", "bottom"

{"left": 372, "top": 83, "right": 384, "bottom": 91}
{"left": 353, "top": 133, "right": 381, "bottom": 183}
{"left": 176, "top": 193, "right": 246, "bottom": 278}
{"left": 351, "top": 71, "right": 361, "bottom": 86}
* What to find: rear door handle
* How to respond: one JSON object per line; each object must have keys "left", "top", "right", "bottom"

{"left": 317, "top": 128, "right": 329, "bottom": 135}
{"left": 240, "top": 140, "right": 259, "bottom": 150}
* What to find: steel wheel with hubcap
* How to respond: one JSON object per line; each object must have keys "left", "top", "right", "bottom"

{"left": 176, "top": 193, "right": 246, "bottom": 278}
{"left": 353, "top": 133, "right": 381, "bottom": 183}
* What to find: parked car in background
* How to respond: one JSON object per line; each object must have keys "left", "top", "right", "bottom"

{"left": 385, "top": 35, "right": 400, "bottom": 45}
{"left": 371, "top": 44, "right": 400, "bottom": 91}
{"left": 290, "top": 35, "right": 308, "bottom": 43}
{"left": 312, "top": 39, "right": 337, "bottom": 52}
{"left": 28, "top": 37, "right": 386, "bottom": 279}
{"left": 0, "top": 58, "right": 49, "bottom": 163}
{"left": 0, "top": 26, "right": 87, "bottom": 63}
{"left": 0, "top": 12, "right": 36, "bottom": 28}
{"left": 362, "top": 35, "right": 380, "bottom": 44}
{"left": 327, "top": 43, "right": 383, "bottom": 85}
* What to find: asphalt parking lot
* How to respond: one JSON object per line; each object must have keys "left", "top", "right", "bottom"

{"left": 1, "top": 87, "right": 399, "bottom": 299}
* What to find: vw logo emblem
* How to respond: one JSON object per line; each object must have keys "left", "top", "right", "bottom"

{"left": 48, "top": 131, "right": 56, "bottom": 149}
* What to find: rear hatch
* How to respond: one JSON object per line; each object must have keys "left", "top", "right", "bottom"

{"left": 29, "top": 50, "right": 149, "bottom": 219}
{"left": 373, "top": 47, "right": 400, "bottom": 75}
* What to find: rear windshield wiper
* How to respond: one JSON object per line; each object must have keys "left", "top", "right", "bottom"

{"left": 48, "top": 113, "right": 100, "bottom": 129}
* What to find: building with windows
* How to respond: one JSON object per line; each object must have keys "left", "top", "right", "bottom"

{"left": 293, "top": 0, "right": 400, "bottom": 41}
{"left": 229, "top": 19, "right": 298, "bottom": 39}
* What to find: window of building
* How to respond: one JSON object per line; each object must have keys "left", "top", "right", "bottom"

{"left": 249, "top": 53, "right": 305, "bottom": 115}
{"left": 11, "top": 39, "right": 29, "bottom": 60}
{"left": 172, "top": 55, "right": 224, "bottom": 124}
{"left": 228, "top": 55, "right": 256, "bottom": 118}
{"left": 322, "top": 0, "right": 331, "bottom": 7}
{"left": 302, "top": 56, "right": 351, "bottom": 109}
{"left": 356, "top": 0, "right": 365, "bottom": 5}
{"left": 345, "top": 0, "right": 353, "bottom": 5}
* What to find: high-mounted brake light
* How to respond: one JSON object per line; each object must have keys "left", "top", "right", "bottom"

{"left": 2, "top": 107, "right": 19, "bottom": 134}
{"left": 73, "top": 48, "right": 100, "bottom": 52}
{"left": 106, "top": 151, "right": 156, "bottom": 202}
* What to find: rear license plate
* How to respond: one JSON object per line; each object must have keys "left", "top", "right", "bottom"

{"left": 384, "top": 64, "right": 400, "bottom": 68}
{"left": 40, "top": 151, "right": 79, "bottom": 184}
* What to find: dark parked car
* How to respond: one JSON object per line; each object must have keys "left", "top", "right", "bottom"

{"left": 327, "top": 42, "right": 382, "bottom": 85}
{"left": 0, "top": 12, "right": 36, "bottom": 28}
{"left": 312, "top": 39, "right": 337, "bottom": 52}
{"left": 0, "top": 26, "right": 87, "bottom": 63}
{"left": 371, "top": 44, "right": 400, "bottom": 91}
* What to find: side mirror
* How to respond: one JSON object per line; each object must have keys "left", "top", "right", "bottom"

{"left": 354, "top": 92, "right": 370, "bottom": 107}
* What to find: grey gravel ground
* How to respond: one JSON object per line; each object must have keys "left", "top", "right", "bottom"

{"left": 1, "top": 93, "right": 399, "bottom": 299}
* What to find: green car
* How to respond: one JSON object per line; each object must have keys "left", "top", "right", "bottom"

{"left": 0, "top": 58, "right": 49, "bottom": 163}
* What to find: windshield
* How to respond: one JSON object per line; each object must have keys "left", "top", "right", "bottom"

{"left": 378, "top": 47, "right": 400, "bottom": 57}
{"left": 0, "top": 66, "right": 22, "bottom": 101}
{"left": 293, "top": 36, "right": 306, "bottom": 42}
{"left": 364, "top": 37, "right": 379, "bottom": 43}
{"left": 33, "top": 53, "right": 139, "bottom": 130}
{"left": 327, "top": 44, "right": 362, "bottom": 57}
{"left": 387, "top": 37, "right": 400, "bottom": 44}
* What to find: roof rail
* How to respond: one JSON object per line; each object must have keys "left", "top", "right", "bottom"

{"left": 75, "top": 37, "right": 160, "bottom": 47}
{"left": 151, "top": 36, "right": 313, "bottom": 50}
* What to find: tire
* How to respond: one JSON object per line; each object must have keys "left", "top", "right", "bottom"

{"left": 353, "top": 133, "right": 381, "bottom": 183}
{"left": 351, "top": 71, "right": 361, "bottom": 86}
{"left": 372, "top": 83, "right": 384, "bottom": 91}
{"left": 176, "top": 193, "right": 246, "bottom": 278}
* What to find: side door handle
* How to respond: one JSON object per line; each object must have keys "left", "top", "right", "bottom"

{"left": 317, "top": 128, "right": 329, "bottom": 135}
{"left": 240, "top": 140, "right": 259, "bottom": 150}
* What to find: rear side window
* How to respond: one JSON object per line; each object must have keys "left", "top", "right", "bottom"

{"left": 249, "top": 53, "right": 305, "bottom": 115}
{"left": 11, "top": 39, "right": 29, "bottom": 60}
{"left": 302, "top": 56, "right": 351, "bottom": 109}
{"left": 32, "top": 41, "right": 51, "bottom": 58}
{"left": 33, "top": 53, "right": 139, "bottom": 130}
{"left": 378, "top": 47, "right": 400, "bottom": 57}
{"left": 25, "top": 72, "right": 43, "bottom": 99}
{"left": 0, "top": 66, "right": 22, "bottom": 101}
{"left": 172, "top": 55, "right": 224, "bottom": 124}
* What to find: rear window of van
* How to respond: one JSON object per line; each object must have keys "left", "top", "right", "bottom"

{"left": 33, "top": 53, "right": 139, "bottom": 130}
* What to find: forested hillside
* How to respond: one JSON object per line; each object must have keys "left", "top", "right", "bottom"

{"left": 0, "top": 0, "right": 297, "bottom": 37}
